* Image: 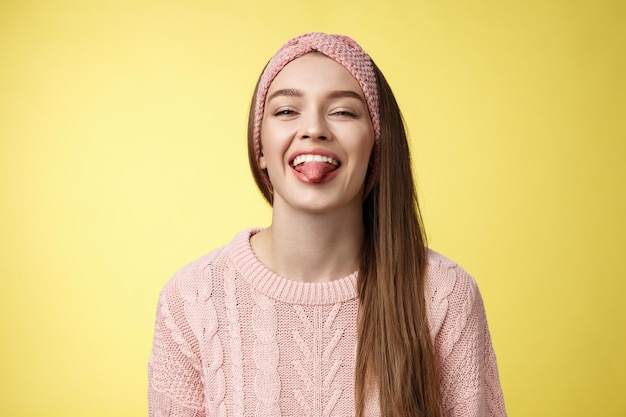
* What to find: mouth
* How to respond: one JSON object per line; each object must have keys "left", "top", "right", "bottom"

{"left": 290, "top": 152, "right": 341, "bottom": 183}
{"left": 291, "top": 154, "right": 340, "bottom": 168}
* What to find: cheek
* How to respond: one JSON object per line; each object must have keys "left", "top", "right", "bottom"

{"left": 357, "top": 131, "right": 375, "bottom": 163}
{"left": 260, "top": 123, "right": 291, "bottom": 161}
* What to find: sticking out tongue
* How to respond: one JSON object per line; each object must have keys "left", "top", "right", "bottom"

{"left": 294, "top": 162, "right": 338, "bottom": 183}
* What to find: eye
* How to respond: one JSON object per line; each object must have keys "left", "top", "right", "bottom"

{"left": 273, "top": 108, "right": 297, "bottom": 117}
{"left": 331, "top": 109, "right": 358, "bottom": 118}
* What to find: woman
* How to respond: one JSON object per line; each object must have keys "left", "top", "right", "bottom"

{"left": 148, "top": 32, "right": 507, "bottom": 417}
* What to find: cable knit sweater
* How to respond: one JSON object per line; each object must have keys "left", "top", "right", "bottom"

{"left": 148, "top": 229, "right": 507, "bottom": 417}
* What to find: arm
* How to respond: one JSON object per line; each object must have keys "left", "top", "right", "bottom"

{"left": 148, "top": 285, "right": 206, "bottom": 417}
{"left": 436, "top": 267, "right": 507, "bottom": 417}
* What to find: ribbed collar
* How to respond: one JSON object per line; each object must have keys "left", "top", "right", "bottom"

{"left": 228, "top": 229, "right": 359, "bottom": 306}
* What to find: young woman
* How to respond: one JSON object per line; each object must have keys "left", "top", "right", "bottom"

{"left": 148, "top": 32, "right": 507, "bottom": 417}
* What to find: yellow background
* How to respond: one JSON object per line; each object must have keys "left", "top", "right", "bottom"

{"left": 1, "top": 0, "right": 624, "bottom": 415}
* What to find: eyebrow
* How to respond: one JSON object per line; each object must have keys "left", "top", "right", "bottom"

{"left": 327, "top": 90, "right": 366, "bottom": 103}
{"left": 266, "top": 88, "right": 366, "bottom": 103}
{"left": 266, "top": 88, "right": 303, "bottom": 102}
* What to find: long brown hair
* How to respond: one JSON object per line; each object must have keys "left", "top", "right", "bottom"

{"left": 247, "top": 58, "right": 442, "bottom": 417}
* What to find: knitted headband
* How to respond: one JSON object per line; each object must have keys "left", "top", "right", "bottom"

{"left": 252, "top": 32, "right": 381, "bottom": 196}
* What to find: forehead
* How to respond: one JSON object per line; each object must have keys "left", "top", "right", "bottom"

{"left": 267, "top": 53, "right": 364, "bottom": 96}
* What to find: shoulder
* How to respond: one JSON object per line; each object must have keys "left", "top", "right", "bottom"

{"left": 159, "top": 229, "right": 256, "bottom": 305}
{"left": 424, "top": 248, "right": 478, "bottom": 302}
{"left": 424, "top": 249, "right": 481, "bottom": 339}
{"left": 161, "top": 244, "right": 226, "bottom": 299}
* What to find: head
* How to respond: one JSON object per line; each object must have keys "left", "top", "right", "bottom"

{"left": 247, "top": 32, "right": 382, "bottom": 204}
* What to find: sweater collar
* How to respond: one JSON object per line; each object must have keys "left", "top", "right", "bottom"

{"left": 228, "top": 228, "right": 359, "bottom": 305}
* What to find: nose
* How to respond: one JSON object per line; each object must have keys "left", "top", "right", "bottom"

{"left": 299, "top": 111, "right": 330, "bottom": 141}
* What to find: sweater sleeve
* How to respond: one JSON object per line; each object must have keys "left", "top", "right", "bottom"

{"left": 148, "top": 280, "right": 206, "bottom": 417}
{"left": 436, "top": 267, "right": 507, "bottom": 417}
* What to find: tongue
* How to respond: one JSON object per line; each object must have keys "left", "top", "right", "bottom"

{"left": 294, "top": 162, "right": 337, "bottom": 183}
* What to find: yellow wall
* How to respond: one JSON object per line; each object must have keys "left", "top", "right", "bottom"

{"left": 1, "top": 1, "right": 624, "bottom": 415}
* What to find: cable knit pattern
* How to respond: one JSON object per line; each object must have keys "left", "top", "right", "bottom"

{"left": 289, "top": 303, "right": 346, "bottom": 417}
{"left": 223, "top": 264, "right": 245, "bottom": 415}
{"left": 179, "top": 264, "right": 226, "bottom": 417}
{"left": 148, "top": 229, "right": 507, "bottom": 416}
{"left": 252, "top": 289, "right": 281, "bottom": 416}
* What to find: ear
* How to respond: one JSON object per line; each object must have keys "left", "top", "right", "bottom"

{"left": 258, "top": 152, "right": 267, "bottom": 170}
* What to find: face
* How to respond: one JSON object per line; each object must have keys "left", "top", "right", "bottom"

{"left": 259, "top": 53, "right": 375, "bottom": 214}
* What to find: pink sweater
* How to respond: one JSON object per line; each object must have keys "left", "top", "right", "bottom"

{"left": 148, "top": 229, "right": 506, "bottom": 416}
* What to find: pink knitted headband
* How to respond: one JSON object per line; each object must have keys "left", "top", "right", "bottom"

{"left": 252, "top": 32, "right": 381, "bottom": 195}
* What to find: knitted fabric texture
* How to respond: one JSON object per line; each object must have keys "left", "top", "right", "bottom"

{"left": 252, "top": 32, "right": 381, "bottom": 196}
{"left": 148, "top": 229, "right": 507, "bottom": 417}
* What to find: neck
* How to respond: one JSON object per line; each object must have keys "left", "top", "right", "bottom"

{"left": 251, "top": 202, "right": 364, "bottom": 283}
